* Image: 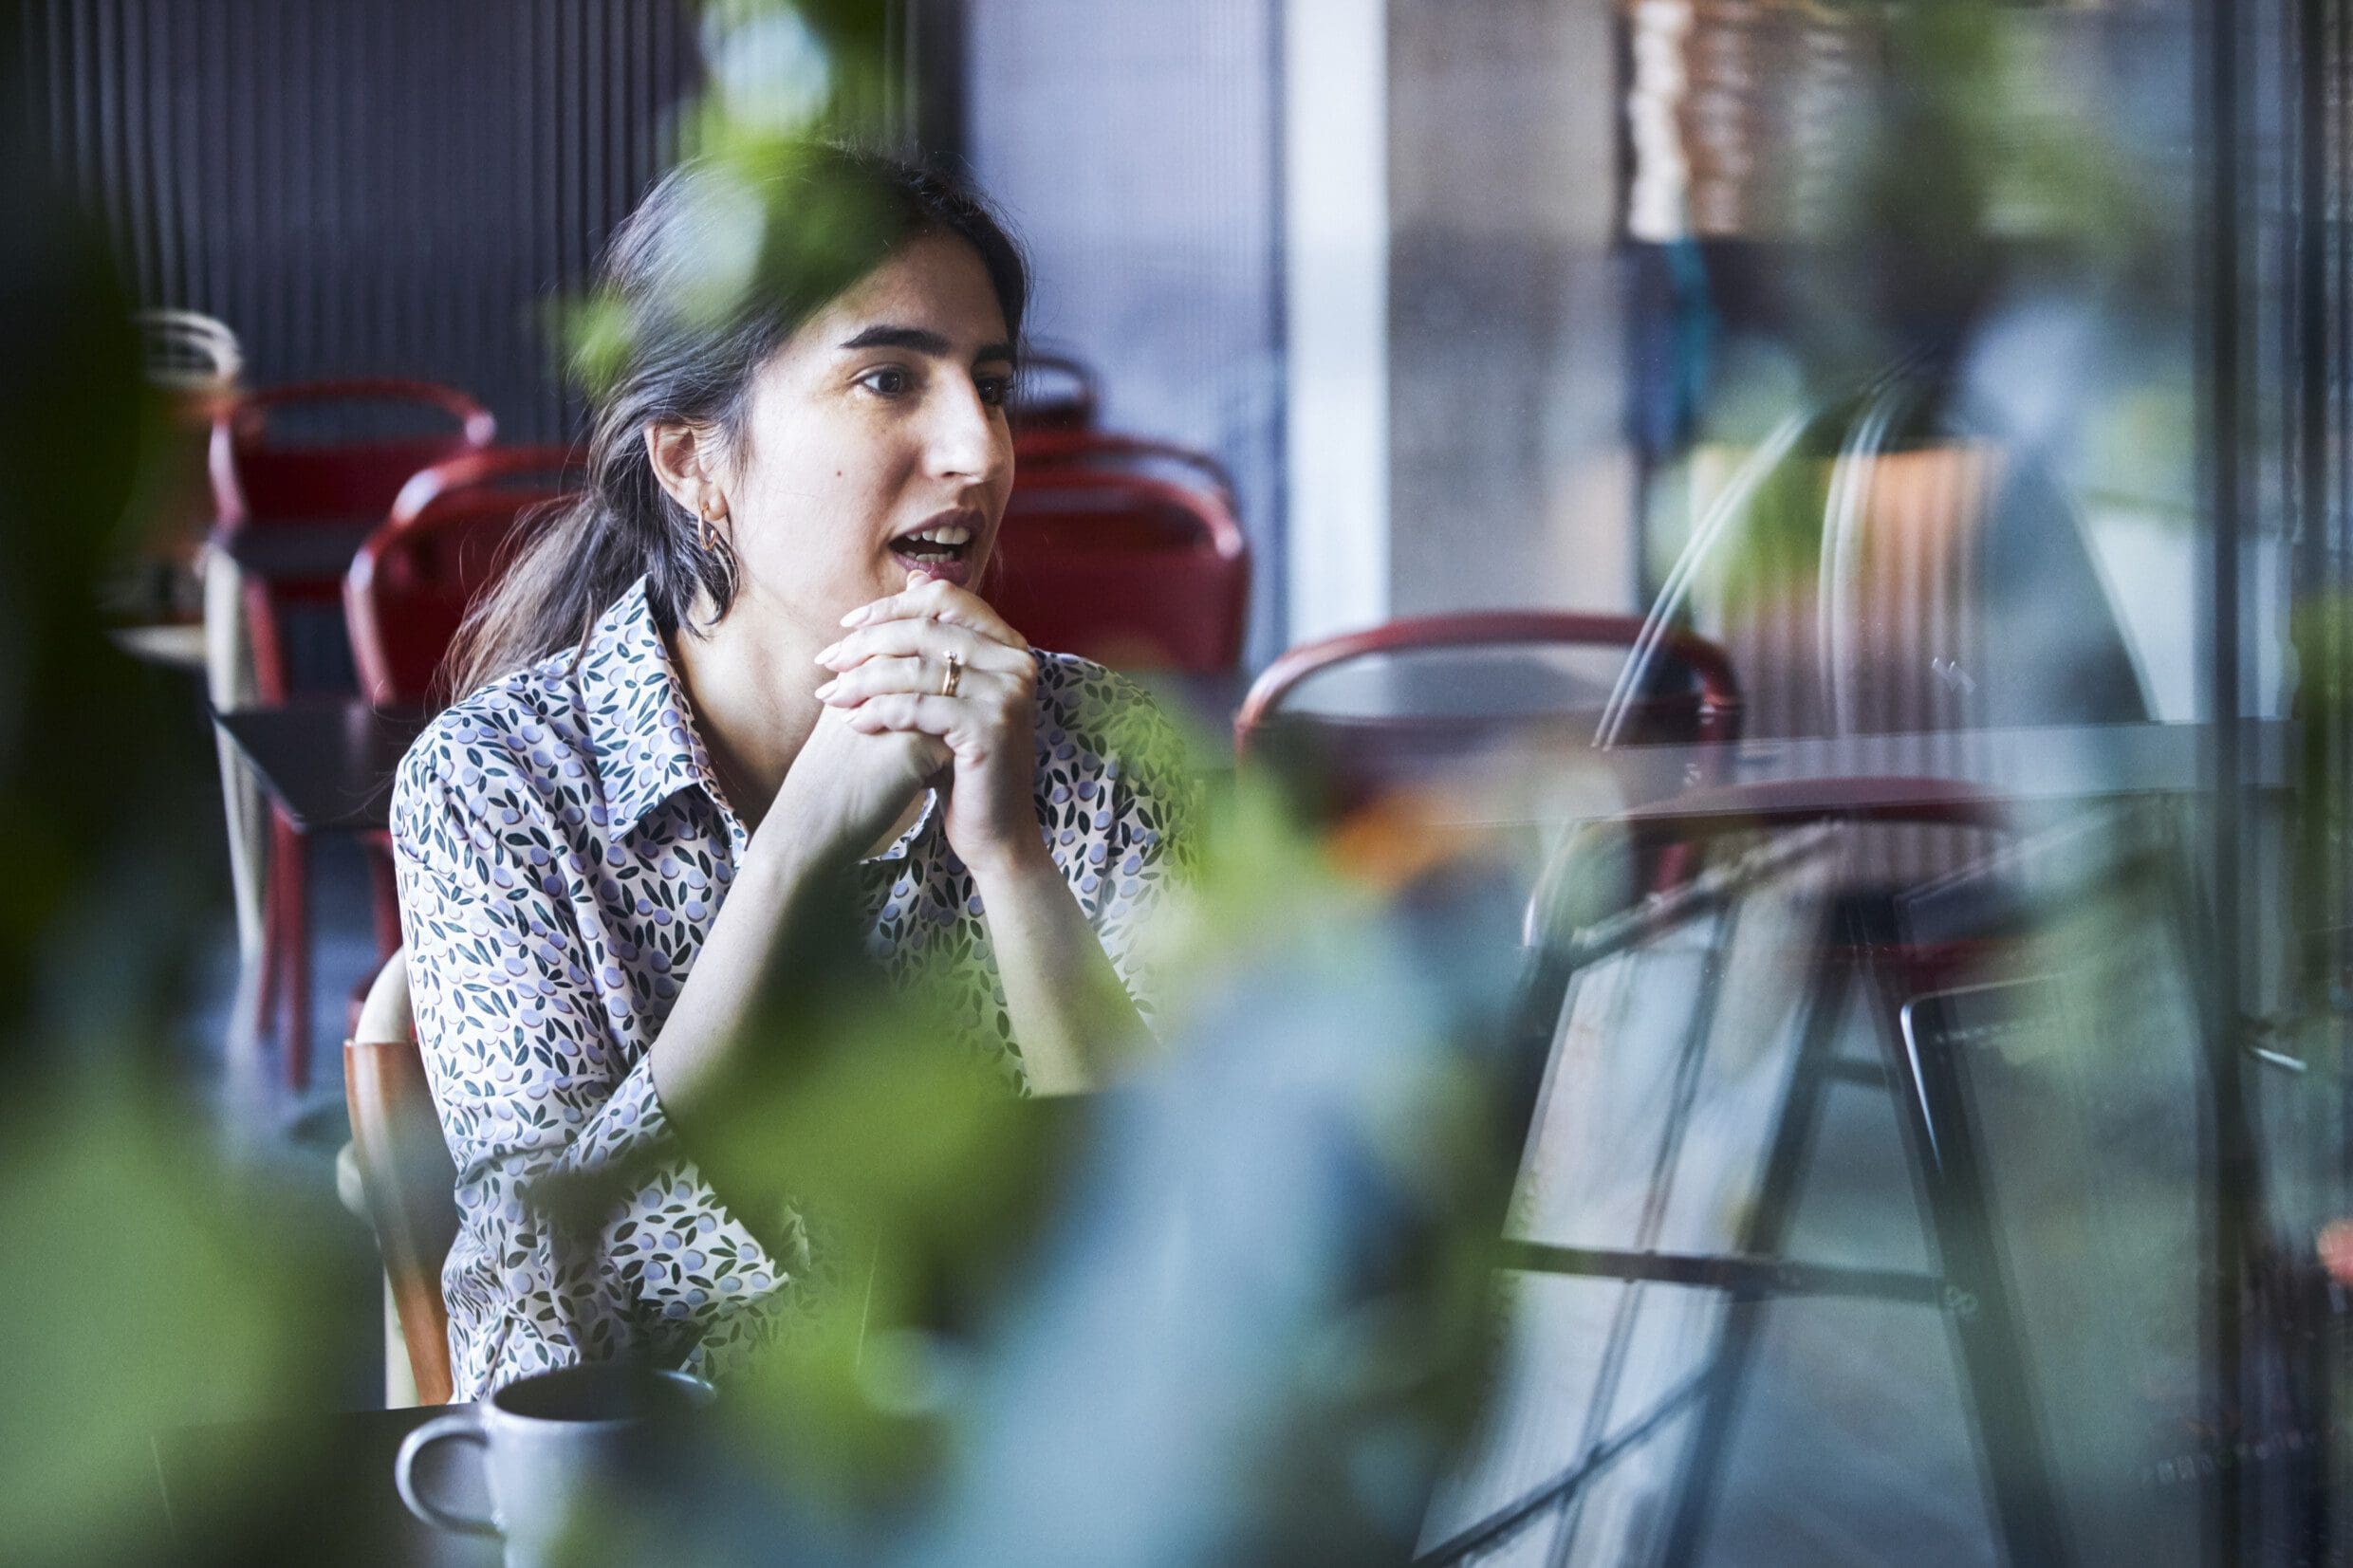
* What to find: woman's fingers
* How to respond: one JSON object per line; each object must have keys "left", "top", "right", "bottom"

{"left": 843, "top": 682, "right": 1036, "bottom": 754}
{"left": 843, "top": 692, "right": 972, "bottom": 742}
{"left": 839, "top": 574, "right": 1028, "bottom": 652}
{"left": 815, "top": 614, "right": 1029, "bottom": 676}
{"left": 818, "top": 651, "right": 1022, "bottom": 707}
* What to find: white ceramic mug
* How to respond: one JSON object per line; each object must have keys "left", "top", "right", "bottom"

{"left": 395, "top": 1363, "right": 715, "bottom": 1567}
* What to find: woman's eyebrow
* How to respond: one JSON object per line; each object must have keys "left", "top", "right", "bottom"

{"left": 840, "top": 323, "right": 950, "bottom": 355}
{"left": 839, "top": 324, "right": 1015, "bottom": 364}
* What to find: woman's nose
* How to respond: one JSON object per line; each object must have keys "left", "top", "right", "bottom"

{"left": 926, "top": 380, "right": 1004, "bottom": 482}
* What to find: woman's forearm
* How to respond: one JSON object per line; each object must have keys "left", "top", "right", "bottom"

{"left": 645, "top": 825, "right": 836, "bottom": 1131}
{"left": 969, "top": 845, "right": 1151, "bottom": 1096}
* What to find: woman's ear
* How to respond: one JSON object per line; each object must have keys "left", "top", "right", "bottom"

{"left": 644, "top": 420, "right": 728, "bottom": 520}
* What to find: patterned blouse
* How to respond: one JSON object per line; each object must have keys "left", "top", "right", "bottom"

{"left": 390, "top": 577, "right": 1196, "bottom": 1399}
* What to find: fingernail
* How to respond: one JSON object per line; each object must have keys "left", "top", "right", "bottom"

{"left": 814, "top": 678, "right": 838, "bottom": 700}
{"left": 813, "top": 642, "right": 838, "bottom": 665}
{"left": 840, "top": 606, "right": 867, "bottom": 628}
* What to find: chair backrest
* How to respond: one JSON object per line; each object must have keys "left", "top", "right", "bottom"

{"left": 989, "top": 469, "right": 1250, "bottom": 673}
{"left": 345, "top": 446, "right": 583, "bottom": 704}
{"left": 1013, "top": 429, "right": 1239, "bottom": 513}
{"left": 1009, "top": 348, "right": 1101, "bottom": 433}
{"left": 343, "top": 950, "right": 458, "bottom": 1407}
{"left": 1233, "top": 612, "right": 1743, "bottom": 813}
{"left": 210, "top": 378, "right": 497, "bottom": 530}
{"left": 136, "top": 308, "right": 243, "bottom": 393}
{"left": 135, "top": 311, "right": 244, "bottom": 563}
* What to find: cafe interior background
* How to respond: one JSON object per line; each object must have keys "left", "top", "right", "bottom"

{"left": 4, "top": 0, "right": 2348, "bottom": 1560}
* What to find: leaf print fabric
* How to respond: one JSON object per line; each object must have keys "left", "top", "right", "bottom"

{"left": 391, "top": 576, "right": 1198, "bottom": 1399}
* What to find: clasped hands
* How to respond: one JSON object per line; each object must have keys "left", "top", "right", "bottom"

{"left": 809, "top": 572, "right": 1044, "bottom": 878}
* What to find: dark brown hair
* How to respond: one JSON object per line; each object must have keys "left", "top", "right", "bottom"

{"left": 445, "top": 143, "right": 1028, "bottom": 701}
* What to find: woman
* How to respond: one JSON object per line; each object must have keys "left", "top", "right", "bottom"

{"left": 391, "top": 147, "right": 1196, "bottom": 1399}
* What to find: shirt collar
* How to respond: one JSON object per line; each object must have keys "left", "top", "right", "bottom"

{"left": 577, "top": 577, "right": 719, "bottom": 840}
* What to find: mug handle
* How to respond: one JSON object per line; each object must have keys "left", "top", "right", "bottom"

{"left": 395, "top": 1411, "right": 501, "bottom": 1538}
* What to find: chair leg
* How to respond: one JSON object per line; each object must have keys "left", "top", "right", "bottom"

{"left": 243, "top": 576, "right": 288, "bottom": 704}
{"left": 205, "top": 544, "right": 274, "bottom": 1072}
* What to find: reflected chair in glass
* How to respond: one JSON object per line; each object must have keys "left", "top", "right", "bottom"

{"left": 339, "top": 949, "right": 458, "bottom": 1407}
{"left": 209, "top": 378, "right": 496, "bottom": 1088}
{"left": 1419, "top": 778, "right": 2070, "bottom": 1567}
{"left": 130, "top": 312, "right": 269, "bottom": 1072}
{"left": 137, "top": 306, "right": 244, "bottom": 389}
{"left": 989, "top": 467, "right": 1250, "bottom": 674}
{"left": 132, "top": 307, "right": 243, "bottom": 608}
{"left": 343, "top": 445, "right": 582, "bottom": 968}
{"left": 1235, "top": 612, "right": 1743, "bottom": 840}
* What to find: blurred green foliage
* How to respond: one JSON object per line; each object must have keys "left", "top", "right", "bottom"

{"left": 565, "top": 0, "right": 903, "bottom": 403}
{"left": 0, "top": 34, "right": 345, "bottom": 1563}
{"left": 1781, "top": 0, "right": 2174, "bottom": 393}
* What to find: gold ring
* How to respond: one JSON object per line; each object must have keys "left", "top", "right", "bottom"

{"left": 939, "top": 651, "right": 963, "bottom": 698}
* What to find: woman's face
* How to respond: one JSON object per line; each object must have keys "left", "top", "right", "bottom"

{"left": 710, "top": 230, "right": 1017, "bottom": 633}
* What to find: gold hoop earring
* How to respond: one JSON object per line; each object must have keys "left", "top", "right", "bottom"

{"left": 697, "top": 500, "right": 725, "bottom": 553}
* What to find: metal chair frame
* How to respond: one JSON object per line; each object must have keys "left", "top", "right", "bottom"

{"left": 1420, "top": 780, "right": 2074, "bottom": 1566}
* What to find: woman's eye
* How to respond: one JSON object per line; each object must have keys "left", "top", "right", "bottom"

{"left": 858, "top": 366, "right": 914, "bottom": 398}
{"left": 976, "top": 374, "right": 1012, "bottom": 408}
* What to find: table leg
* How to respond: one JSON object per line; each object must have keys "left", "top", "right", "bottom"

{"left": 202, "top": 546, "right": 269, "bottom": 1078}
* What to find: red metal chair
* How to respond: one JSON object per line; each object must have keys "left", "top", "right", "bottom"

{"left": 989, "top": 468, "right": 1250, "bottom": 674}
{"left": 211, "top": 379, "right": 494, "bottom": 1091}
{"left": 342, "top": 446, "right": 582, "bottom": 981}
{"left": 211, "top": 378, "right": 498, "bottom": 697}
{"left": 1234, "top": 612, "right": 1742, "bottom": 819}
{"left": 346, "top": 444, "right": 584, "bottom": 705}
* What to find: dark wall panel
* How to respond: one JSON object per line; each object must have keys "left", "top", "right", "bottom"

{"left": 19, "top": 0, "right": 704, "bottom": 441}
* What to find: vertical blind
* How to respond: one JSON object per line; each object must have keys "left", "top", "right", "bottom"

{"left": 18, "top": 0, "right": 705, "bottom": 441}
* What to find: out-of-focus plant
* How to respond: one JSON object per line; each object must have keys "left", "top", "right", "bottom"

{"left": 2291, "top": 593, "right": 2353, "bottom": 1008}
{"left": 634, "top": 754, "right": 1525, "bottom": 1561}
{"left": 0, "top": 36, "right": 347, "bottom": 1564}
{"left": 1802, "top": 0, "right": 2173, "bottom": 381}
{"left": 566, "top": 0, "right": 901, "bottom": 401}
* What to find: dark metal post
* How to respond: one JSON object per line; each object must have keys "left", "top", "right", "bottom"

{"left": 2197, "top": 0, "right": 2253, "bottom": 1556}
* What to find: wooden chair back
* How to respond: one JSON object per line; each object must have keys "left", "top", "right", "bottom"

{"left": 343, "top": 950, "right": 459, "bottom": 1405}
